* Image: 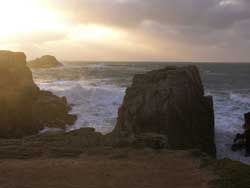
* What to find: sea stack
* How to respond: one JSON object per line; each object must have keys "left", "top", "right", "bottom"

{"left": 0, "top": 51, "right": 76, "bottom": 138}
{"left": 28, "top": 55, "right": 63, "bottom": 69}
{"left": 113, "top": 66, "right": 216, "bottom": 155}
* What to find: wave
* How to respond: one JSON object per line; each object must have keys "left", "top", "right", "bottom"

{"left": 38, "top": 80, "right": 125, "bottom": 134}
{"left": 84, "top": 63, "right": 107, "bottom": 68}
{"left": 204, "top": 70, "right": 226, "bottom": 76}
{"left": 230, "top": 92, "right": 250, "bottom": 104}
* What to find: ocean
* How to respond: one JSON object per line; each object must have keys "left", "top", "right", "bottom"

{"left": 32, "top": 62, "right": 250, "bottom": 164}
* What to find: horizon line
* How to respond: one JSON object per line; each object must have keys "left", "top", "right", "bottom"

{"left": 61, "top": 60, "right": 250, "bottom": 64}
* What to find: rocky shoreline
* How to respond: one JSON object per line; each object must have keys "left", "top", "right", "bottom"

{"left": 0, "top": 50, "right": 249, "bottom": 188}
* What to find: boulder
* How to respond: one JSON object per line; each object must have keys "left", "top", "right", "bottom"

{"left": 0, "top": 51, "right": 75, "bottom": 138}
{"left": 28, "top": 55, "right": 62, "bottom": 69}
{"left": 113, "top": 66, "right": 216, "bottom": 155}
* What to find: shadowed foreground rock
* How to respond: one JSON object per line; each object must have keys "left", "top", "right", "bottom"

{"left": 0, "top": 128, "right": 103, "bottom": 159}
{"left": 28, "top": 55, "right": 63, "bottom": 69}
{"left": 113, "top": 66, "right": 216, "bottom": 155}
{"left": 0, "top": 51, "right": 76, "bottom": 138}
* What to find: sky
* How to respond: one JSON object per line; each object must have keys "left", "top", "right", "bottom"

{"left": 0, "top": 0, "right": 250, "bottom": 62}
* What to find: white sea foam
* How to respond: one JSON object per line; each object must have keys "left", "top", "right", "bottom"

{"left": 84, "top": 63, "right": 107, "bottom": 68}
{"left": 230, "top": 92, "right": 250, "bottom": 104}
{"left": 38, "top": 80, "right": 125, "bottom": 134}
{"left": 210, "top": 90, "right": 250, "bottom": 164}
{"left": 39, "top": 127, "right": 64, "bottom": 134}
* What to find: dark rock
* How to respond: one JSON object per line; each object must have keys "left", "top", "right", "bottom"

{"left": 28, "top": 55, "right": 63, "bottom": 69}
{"left": 0, "top": 51, "right": 75, "bottom": 138}
{"left": 113, "top": 66, "right": 216, "bottom": 155}
{"left": 0, "top": 51, "right": 40, "bottom": 138}
{"left": 0, "top": 128, "right": 104, "bottom": 159}
{"left": 133, "top": 133, "right": 168, "bottom": 149}
{"left": 33, "top": 90, "right": 77, "bottom": 129}
{"left": 212, "top": 158, "right": 250, "bottom": 188}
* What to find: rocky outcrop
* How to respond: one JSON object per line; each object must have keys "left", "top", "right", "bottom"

{"left": 0, "top": 128, "right": 104, "bottom": 159}
{"left": 113, "top": 66, "right": 216, "bottom": 155}
{"left": 0, "top": 51, "right": 75, "bottom": 138}
{"left": 28, "top": 55, "right": 62, "bottom": 69}
{"left": 33, "top": 91, "right": 76, "bottom": 129}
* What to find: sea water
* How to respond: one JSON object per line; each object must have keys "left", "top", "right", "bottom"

{"left": 32, "top": 62, "right": 250, "bottom": 164}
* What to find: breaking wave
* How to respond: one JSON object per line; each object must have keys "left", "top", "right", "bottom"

{"left": 38, "top": 80, "right": 125, "bottom": 134}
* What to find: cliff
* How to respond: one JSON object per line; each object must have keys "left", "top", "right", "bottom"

{"left": 113, "top": 66, "right": 216, "bottom": 155}
{"left": 0, "top": 51, "right": 75, "bottom": 138}
{"left": 28, "top": 55, "right": 63, "bottom": 69}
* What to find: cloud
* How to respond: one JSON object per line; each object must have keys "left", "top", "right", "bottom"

{"left": 2, "top": 0, "right": 250, "bottom": 61}
{"left": 53, "top": 0, "right": 250, "bottom": 29}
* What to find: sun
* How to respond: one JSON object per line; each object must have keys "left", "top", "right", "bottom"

{"left": 0, "top": 0, "right": 65, "bottom": 39}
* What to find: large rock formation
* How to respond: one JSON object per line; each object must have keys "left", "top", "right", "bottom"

{"left": 28, "top": 55, "right": 63, "bottom": 69}
{"left": 113, "top": 66, "right": 216, "bottom": 155}
{"left": 0, "top": 51, "right": 76, "bottom": 138}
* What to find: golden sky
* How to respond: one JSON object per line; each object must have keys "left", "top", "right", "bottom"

{"left": 0, "top": 0, "right": 250, "bottom": 62}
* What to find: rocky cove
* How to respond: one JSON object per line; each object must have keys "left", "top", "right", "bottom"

{"left": 0, "top": 51, "right": 250, "bottom": 188}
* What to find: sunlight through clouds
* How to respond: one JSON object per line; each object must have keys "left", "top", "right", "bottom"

{"left": 68, "top": 24, "right": 125, "bottom": 43}
{"left": 0, "top": 0, "right": 250, "bottom": 61}
{"left": 0, "top": 0, "right": 65, "bottom": 38}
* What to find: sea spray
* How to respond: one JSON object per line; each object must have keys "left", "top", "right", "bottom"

{"left": 38, "top": 80, "right": 125, "bottom": 134}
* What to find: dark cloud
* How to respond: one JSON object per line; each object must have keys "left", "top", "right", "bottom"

{"left": 54, "top": 0, "right": 250, "bottom": 29}
{"left": 44, "top": 0, "right": 250, "bottom": 61}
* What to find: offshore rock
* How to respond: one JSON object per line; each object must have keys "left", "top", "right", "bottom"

{"left": 28, "top": 55, "right": 62, "bottom": 69}
{"left": 113, "top": 66, "right": 216, "bottom": 155}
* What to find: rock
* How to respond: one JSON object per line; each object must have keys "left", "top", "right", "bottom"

{"left": 0, "top": 128, "right": 104, "bottom": 159}
{"left": 133, "top": 133, "right": 168, "bottom": 149}
{"left": 0, "top": 51, "right": 75, "bottom": 138}
{"left": 0, "top": 51, "right": 40, "bottom": 138}
{"left": 33, "top": 90, "right": 77, "bottom": 129}
{"left": 113, "top": 66, "right": 216, "bottom": 155}
{"left": 28, "top": 55, "right": 63, "bottom": 69}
